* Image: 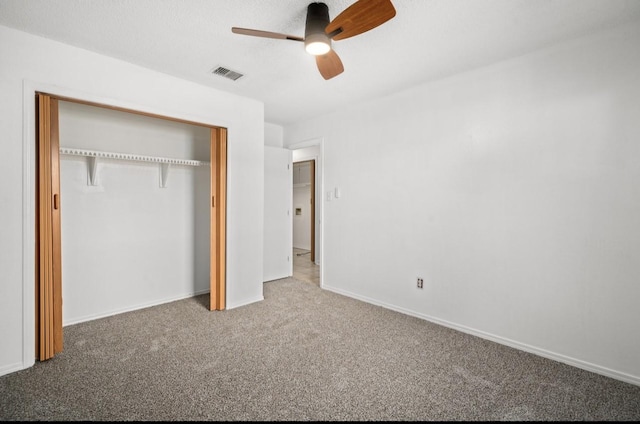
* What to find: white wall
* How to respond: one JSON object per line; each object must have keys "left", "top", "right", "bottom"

{"left": 59, "top": 101, "right": 211, "bottom": 325}
{"left": 0, "top": 25, "right": 264, "bottom": 377}
{"left": 284, "top": 21, "right": 640, "bottom": 385}
{"left": 264, "top": 122, "right": 284, "bottom": 147}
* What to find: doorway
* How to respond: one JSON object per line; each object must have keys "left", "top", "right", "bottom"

{"left": 292, "top": 159, "right": 319, "bottom": 286}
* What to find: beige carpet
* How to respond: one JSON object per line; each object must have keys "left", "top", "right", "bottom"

{"left": 1, "top": 277, "right": 639, "bottom": 421}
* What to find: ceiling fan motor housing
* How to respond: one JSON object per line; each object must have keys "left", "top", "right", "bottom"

{"left": 305, "top": 2, "right": 331, "bottom": 53}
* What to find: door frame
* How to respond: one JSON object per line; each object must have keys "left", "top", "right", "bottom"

{"left": 34, "top": 91, "right": 227, "bottom": 361}
{"left": 293, "top": 159, "right": 316, "bottom": 262}
{"left": 288, "top": 138, "right": 324, "bottom": 285}
{"left": 310, "top": 160, "right": 315, "bottom": 263}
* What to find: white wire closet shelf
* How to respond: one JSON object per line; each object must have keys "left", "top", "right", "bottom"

{"left": 59, "top": 147, "right": 209, "bottom": 166}
{"left": 59, "top": 146, "right": 210, "bottom": 188}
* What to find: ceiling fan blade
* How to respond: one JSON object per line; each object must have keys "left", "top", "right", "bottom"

{"left": 316, "top": 49, "right": 344, "bottom": 80}
{"left": 325, "top": 0, "right": 396, "bottom": 41}
{"left": 231, "top": 27, "right": 304, "bottom": 42}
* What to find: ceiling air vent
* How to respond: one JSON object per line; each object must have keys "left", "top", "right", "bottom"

{"left": 211, "top": 66, "right": 244, "bottom": 81}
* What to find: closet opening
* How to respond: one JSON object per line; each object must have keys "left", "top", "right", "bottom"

{"left": 35, "top": 92, "right": 227, "bottom": 361}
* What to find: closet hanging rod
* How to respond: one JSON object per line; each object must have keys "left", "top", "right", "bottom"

{"left": 59, "top": 147, "right": 210, "bottom": 167}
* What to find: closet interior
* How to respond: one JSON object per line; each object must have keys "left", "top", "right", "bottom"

{"left": 57, "top": 100, "right": 212, "bottom": 325}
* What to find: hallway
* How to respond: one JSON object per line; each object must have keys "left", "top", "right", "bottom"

{"left": 292, "top": 247, "right": 319, "bottom": 286}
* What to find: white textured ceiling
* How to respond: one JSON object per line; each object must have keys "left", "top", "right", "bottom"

{"left": 1, "top": 0, "right": 640, "bottom": 126}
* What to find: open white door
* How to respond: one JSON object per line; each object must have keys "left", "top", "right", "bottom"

{"left": 263, "top": 146, "right": 292, "bottom": 282}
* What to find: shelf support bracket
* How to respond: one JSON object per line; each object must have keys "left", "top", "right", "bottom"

{"left": 87, "top": 156, "right": 98, "bottom": 186}
{"left": 160, "top": 163, "right": 170, "bottom": 188}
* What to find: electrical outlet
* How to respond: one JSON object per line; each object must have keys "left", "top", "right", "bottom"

{"left": 417, "top": 277, "right": 424, "bottom": 289}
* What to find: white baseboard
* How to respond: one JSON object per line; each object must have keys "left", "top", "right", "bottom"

{"left": 227, "top": 295, "right": 264, "bottom": 310}
{"left": 63, "top": 289, "right": 210, "bottom": 326}
{"left": 0, "top": 361, "right": 28, "bottom": 378}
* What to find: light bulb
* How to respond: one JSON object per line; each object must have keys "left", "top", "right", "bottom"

{"left": 305, "top": 41, "right": 331, "bottom": 56}
{"left": 304, "top": 31, "right": 331, "bottom": 56}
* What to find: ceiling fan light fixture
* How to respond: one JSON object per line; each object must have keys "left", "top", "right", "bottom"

{"left": 305, "top": 33, "right": 331, "bottom": 55}
{"left": 304, "top": 2, "right": 331, "bottom": 56}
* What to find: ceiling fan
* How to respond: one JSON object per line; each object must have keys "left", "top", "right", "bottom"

{"left": 231, "top": 0, "right": 396, "bottom": 80}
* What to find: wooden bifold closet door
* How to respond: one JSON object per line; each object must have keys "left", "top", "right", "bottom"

{"left": 35, "top": 93, "right": 227, "bottom": 361}
{"left": 210, "top": 127, "right": 227, "bottom": 311}
{"left": 35, "top": 93, "right": 63, "bottom": 360}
